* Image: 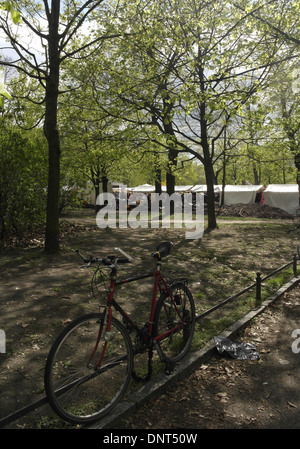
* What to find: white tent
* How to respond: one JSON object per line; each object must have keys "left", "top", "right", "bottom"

{"left": 131, "top": 184, "right": 194, "bottom": 193}
{"left": 174, "top": 185, "right": 194, "bottom": 192}
{"left": 131, "top": 184, "right": 155, "bottom": 193}
{"left": 222, "top": 185, "right": 263, "bottom": 205}
{"left": 263, "top": 184, "right": 299, "bottom": 215}
{"left": 191, "top": 185, "right": 221, "bottom": 193}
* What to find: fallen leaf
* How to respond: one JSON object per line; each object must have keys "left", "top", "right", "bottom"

{"left": 216, "top": 392, "right": 228, "bottom": 398}
{"left": 260, "top": 348, "right": 270, "bottom": 354}
{"left": 266, "top": 390, "right": 272, "bottom": 399}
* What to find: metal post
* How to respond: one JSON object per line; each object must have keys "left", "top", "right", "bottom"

{"left": 293, "top": 253, "right": 298, "bottom": 277}
{"left": 256, "top": 272, "right": 262, "bottom": 306}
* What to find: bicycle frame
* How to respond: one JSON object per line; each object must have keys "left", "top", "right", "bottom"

{"left": 91, "top": 262, "right": 185, "bottom": 369}
{"left": 113, "top": 266, "right": 170, "bottom": 339}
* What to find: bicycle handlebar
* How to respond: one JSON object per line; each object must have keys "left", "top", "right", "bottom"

{"left": 74, "top": 241, "right": 173, "bottom": 267}
{"left": 115, "top": 247, "right": 134, "bottom": 262}
{"left": 74, "top": 249, "right": 133, "bottom": 267}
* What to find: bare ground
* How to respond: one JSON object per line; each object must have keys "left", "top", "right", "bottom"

{"left": 0, "top": 208, "right": 300, "bottom": 429}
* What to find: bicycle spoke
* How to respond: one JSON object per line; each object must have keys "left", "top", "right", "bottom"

{"left": 154, "top": 282, "right": 195, "bottom": 362}
{"left": 45, "top": 313, "right": 133, "bottom": 424}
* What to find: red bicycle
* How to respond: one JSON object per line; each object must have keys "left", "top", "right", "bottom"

{"left": 44, "top": 242, "right": 195, "bottom": 425}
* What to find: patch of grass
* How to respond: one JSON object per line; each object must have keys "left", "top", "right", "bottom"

{"left": 262, "top": 268, "right": 294, "bottom": 300}
{"left": 191, "top": 267, "right": 295, "bottom": 353}
{"left": 34, "top": 415, "right": 77, "bottom": 429}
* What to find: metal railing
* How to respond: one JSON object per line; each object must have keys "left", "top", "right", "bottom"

{"left": 196, "top": 253, "right": 298, "bottom": 323}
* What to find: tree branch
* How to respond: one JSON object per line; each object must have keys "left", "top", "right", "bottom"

{"left": 230, "top": 0, "right": 300, "bottom": 47}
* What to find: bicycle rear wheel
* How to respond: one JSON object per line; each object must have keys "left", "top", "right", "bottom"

{"left": 44, "top": 313, "right": 133, "bottom": 425}
{"left": 153, "top": 281, "right": 195, "bottom": 363}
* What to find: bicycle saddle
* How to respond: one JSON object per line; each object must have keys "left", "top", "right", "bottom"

{"left": 152, "top": 241, "right": 173, "bottom": 260}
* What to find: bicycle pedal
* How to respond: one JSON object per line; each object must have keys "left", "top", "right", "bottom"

{"left": 174, "top": 294, "right": 181, "bottom": 305}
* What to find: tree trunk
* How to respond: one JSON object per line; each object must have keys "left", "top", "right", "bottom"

{"left": 154, "top": 151, "right": 162, "bottom": 194}
{"left": 155, "top": 168, "right": 162, "bottom": 194}
{"left": 166, "top": 169, "right": 176, "bottom": 195}
{"left": 44, "top": 122, "right": 60, "bottom": 252}
{"left": 101, "top": 174, "right": 108, "bottom": 193}
{"left": 162, "top": 93, "right": 177, "bottom": 198}
{"left": 198, "top": 62, "right": 217, "bottom": 231}
{"left": 199, "top": 87, "right": 217, "bottom": 228}
{"left": 203, "top": 146, "right": 217, "bottom": 230}
{"left": 44, "top": 1, "right": 61, "bottom": 252}
{"left": 166, "top": 148, "right": 178, "bottom": 215}
{"left": 165, "top": 146, "right": 177, "bottom": 196}
{"left": 294, "top": 153, "right": 300, "bottom": 207}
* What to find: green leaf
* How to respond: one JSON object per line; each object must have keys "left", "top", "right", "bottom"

{"left": 1, "top": 1, "right": 21, "bottom": 23}
{"left": 0, "top": 82, "right": 12, "bottom": 99}
{"left": 11, "top": 9, "right": 21, "bottom": 24}
{"left": 4, "top": 1, "right": 12, "bottom": 12}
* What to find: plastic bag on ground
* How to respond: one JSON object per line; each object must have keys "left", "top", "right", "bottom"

{"left": 214, "top": 336, "right": 260, "bottom": 361}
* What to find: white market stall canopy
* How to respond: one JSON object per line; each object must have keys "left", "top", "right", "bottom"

{"left": 221, "top": 184, "right": 264, "bottom": 206}
{"left": 131, "top": 184, "right": 155, "bottom": 193}
{"left": 129, "top": 184, "right": 263, "bottom": 207}
{"left": 263, "top": 184, "right": 299, "bottom": 216}
{"left": 191, "top": 185, "right": 221, "bottom": 193}
{"left": 131, "top": 184, "right": 194, "bottom": 193}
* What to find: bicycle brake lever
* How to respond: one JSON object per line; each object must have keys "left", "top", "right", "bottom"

{"left": 79, "top": 262, "right": 91, "bottom": 268}
{"left": 114, "top": 247, "right": 134, "bottom": 262}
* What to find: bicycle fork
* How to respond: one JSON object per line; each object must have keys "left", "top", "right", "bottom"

{"left": 87, "top": 306, "right": 113, "bottom": 370}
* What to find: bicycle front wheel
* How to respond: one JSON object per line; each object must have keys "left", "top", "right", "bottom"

{"left": 153, "top": 281, "right": 195, "bottom": 363}
{"left": 44, "top": 313, "right": 133, "bottom": 425}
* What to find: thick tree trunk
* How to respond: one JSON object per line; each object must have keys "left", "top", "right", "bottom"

{"left": 44, "top": 123, "right": 60, "bottom": 252}
{"left": 203, "top": 145, "right": 217, "bottom": 230}
{"left": 44, "top": 1, "right": 61, "bottom": 252}
{"left": 198, "top": 63, "right": 217, "bottom": 231}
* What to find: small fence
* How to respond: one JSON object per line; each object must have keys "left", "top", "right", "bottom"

{"left": 195, "top": 253, "right": 299, "bottom": 323}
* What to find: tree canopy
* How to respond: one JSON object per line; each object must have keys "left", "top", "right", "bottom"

{"left": 1, "top": 0, "right": 300, "bottom": 247}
